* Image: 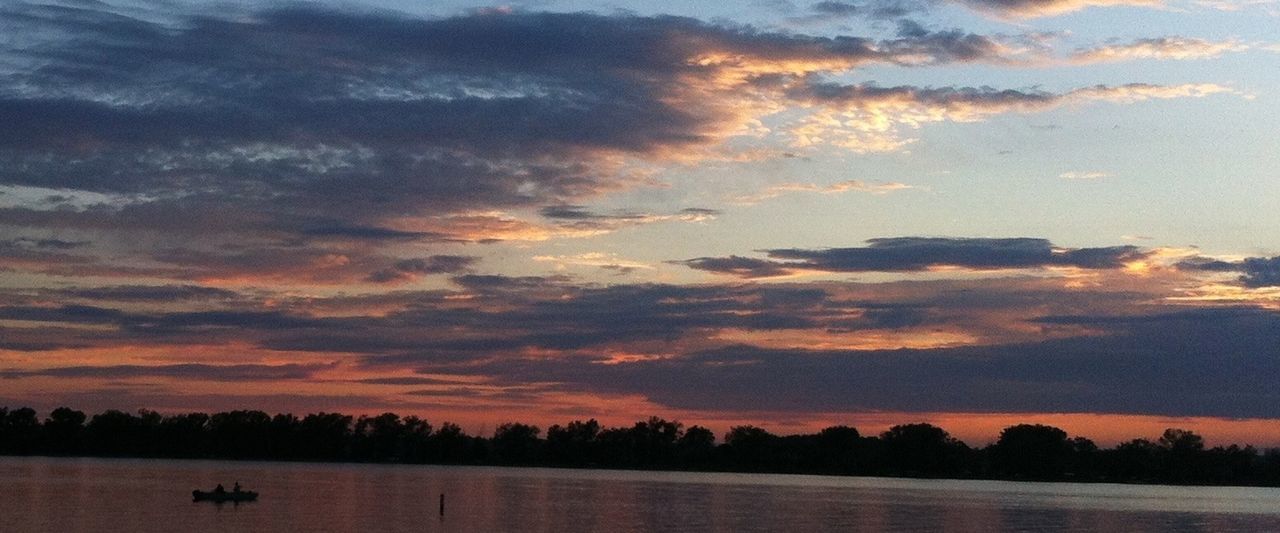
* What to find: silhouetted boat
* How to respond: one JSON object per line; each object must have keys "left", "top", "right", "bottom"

{"left": 192, "top": 489, "right": 258, "bottom": 502}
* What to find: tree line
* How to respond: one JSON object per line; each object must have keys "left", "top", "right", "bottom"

{"left": 3, "top": 406, "right": 1279, "bottom": 486}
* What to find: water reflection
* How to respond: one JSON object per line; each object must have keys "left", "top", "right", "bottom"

{"left": 4, "top": 457, "right": 1280, "bottom": 532}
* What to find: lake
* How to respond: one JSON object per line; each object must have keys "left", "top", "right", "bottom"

{"left": 5, "top": 456, "right": 1280, "bottom": 532}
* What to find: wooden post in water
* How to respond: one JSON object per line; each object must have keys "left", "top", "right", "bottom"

{"left": 439, "top": 493, "right": 445, "bottom": 517}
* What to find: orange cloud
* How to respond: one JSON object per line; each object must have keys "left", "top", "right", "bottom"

{"left": 786, "top": 82, "right": 1238, "bottom": 153}
{"left": 1072, "top": 37, "right": 1251, "bottom": 63}
{"left": 956, "top": 0, "right": 1165, "bottom": 18}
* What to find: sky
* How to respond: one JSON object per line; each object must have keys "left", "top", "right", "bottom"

{"left": 2, "top": 0, "right": 1279, "bottom": 446}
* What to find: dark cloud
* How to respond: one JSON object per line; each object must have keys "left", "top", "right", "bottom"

{"left": 1176, "top": 256, "right": 1242, "bottom": 273}
{"left": 679, "top": 255, "right": 798, "bottom": 278}
{"left": 120, "top": 309, "right": 332, "bottom": 334}
{"left": 0, "top": 339, "right": 83, "bottom": 352}
{"left": 812, "top": 1, "right": 864, "bottom": 16}
{"left": 0, "top": 363, "right": 332, "bottom": 382}
{"left": 451, "top": 307, "right": 1280, "bottom": 418}
{"left": 5, "top": 249, "right": 1276, "bottom": 419}
{"left": 0, "top": 4, "right": 1009, "bottom": 246}
{"left": 3, "top": 3, "right": 1177, "bottom": 290}
{"left": 539, "top": 206, "right": 611, "bottom": 220}
{"left": 353, "top": 376, "right": 470, "bottom": 386}
{"left": 1, "top": 5, "right": 990, "bottom": 190}
{"left": 0, "top": 237, "right": 88, "bottom": 249}
{"left": 0, "top": 389, "right": 400, "bottom": 417}
{"left": 800, "top": 1, "right": 930, "bottom": 23}
{"left": 1241, "top": 257, "right": 1280, "bottom": 287}
{"left": 1, "top": 271, "right": 1166, "bottom": 362}
{"left": 367, "top": 255, "right": 478, "bottom": 283}
{"left": 300, "top": 224, "right": 441, "bottom": 241}
{"left": 52, "top": 284, "right": 241, "bottom": 302}
{"left": 683, "top": 237, "right": 1150, "bottom": 277}
{"left": 536, "top": 205, "right": 720, "bottom": 233}
{"left": 1178, "top": 255, "right": 1280, "bottom": 288}
{"left": 791, "top": 82, "right": 1058, "bottom": 107}
{"left": 0, "top": 304, "right": 129, "bottom": 324}
{"left": 0, "top": 305, "right": 335, "bottom": 340}
{"left": 451, "top": 274, "right": 574, "bottom": 292}
{"left": 679, "top": 207, "right": 722, "bottom": 217}
{"left": 828, "top": 304, "right": 930, "bottom": 331}
{"left": 395, "top": 255, "right": 477, "bottom": 274}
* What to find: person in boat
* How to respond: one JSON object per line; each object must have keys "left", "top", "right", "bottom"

{"left": 214, "top": 484, "right": 226, "bottom": 494}
{"left": 233, "top": 482, "right": 241, "bottom": 494}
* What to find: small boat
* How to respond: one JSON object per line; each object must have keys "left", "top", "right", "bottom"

{"left": 192, "top": 489, "right": 258, "bottom": 503}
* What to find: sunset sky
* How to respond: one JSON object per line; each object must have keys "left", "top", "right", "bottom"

{"left": 2, "top": 0, "right": 1279, "bottom": 446}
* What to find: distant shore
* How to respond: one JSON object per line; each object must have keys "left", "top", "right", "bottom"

{"left": 4, "top": 406, "right": 1278, "bottom": 487}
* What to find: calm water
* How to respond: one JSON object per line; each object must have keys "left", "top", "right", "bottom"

{"left": 6, "top": 457, "right": 1280, "bottom": 532}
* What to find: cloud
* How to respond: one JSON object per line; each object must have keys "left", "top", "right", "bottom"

{"left": 0, "top": 237, "right": 88, "bottom": 250}
{"left": 815, "top": 0, "right": 1194, "bottom": 19}
{"left": 4, "top": 240, "right": 1274, "bottom": 420}
{"left": 353, "top": 376, "right": 472, "bottom": 386}
{"left": 533, "top": 253, "right": 655, "bottom": 274}
{"left": 1058, "top": 171, "right": 1111, "bottom": 179}
{"left": 1192, "top": 0, "right": 1280, "bottom": 12}
{"left": 366, "top": 255, "right": 479, "bottom": 284}
{"left": 0, "top": 4, "right": 1015, "bottom": 205}
{"left": 683, "top": 237, "right": 1152, "bottom": 277}
{"left": 0, "top": 3, "right": 1272, "bottom": 426}
{"left": 0, "top": 363, "right": 332, "bottom": 382}
{"left": 678, "top": 256, "right": 800, "bottom": 278}
{"left": 732, "top": 179, "right": 918, "bottom": 204}
{"left": 0, "top": 4, "right": 1239, "bottom": 287}
{"left": 812, "top": 1, "right": 867, "bottom": 15}
{"left": 451, "top": 274, "right": 574, "bottom": 292}
{"left": 1179, "top": 255, "right": 1280, "bottom": 287}
{"left": 1071, "top": 37, "right": 1251, "bottom": 63}
{"left": 411, "top": 307, "right": 1280, "bottom": 418}
{"left": 536, "top": 205, "right": 720, "bottom": 233}
{"left": 787, "top": 81, "right": 1238, "bottom": 152}
{"left": 791, "top": 0, "right": 931, "bottom": 23}
{"left": 953, "top": 0, "right": 1164, "bottom": 18}
{"left": 300, "top": 224, "right": 442, "bottom": 242}
{"left": 51, "top": 285, "right": 242, "bottom": 302}
{"left": 1238, "top": 258, "right": 1280, "bottom": 287}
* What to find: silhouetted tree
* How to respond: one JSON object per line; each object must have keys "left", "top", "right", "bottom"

{"left": 723, "top": 425, "right": 778, "bottom": 471}
{"left": 427, "top": 422, "right": 477, "bottom": 464}
{"left": 400, "top": 416, "right": 432, "bottom": 463}
{"left": 3, "top": 406, "right": 1279, "bottom": 487}
{"left": 42, "top": 407, "right": 86, "bottom": 455}
{"left": 1205, "top": 444, "right": 1259, "bottom": 485}
{"left": 546, "top": 419, "right": 600, "bottom": 466}
{"left": 208, "top": 410, "right": 271, "bottom": 459}
{"left": 1107, "top": 438, "right": 1162, "bottom": 482}
{"left": 86, "top": 410, "right": 151, "bottom": 456}
{"left": 1159, "top": 428, "right": 1207, "bottom": 482}
{"left": 990, "top": 424, "right": 1073, "bottom": 480}
{"left": 1067, "top": 436, "right": 1100, "bottom": 479}
{"left": 677, "top": 425, "right": 716, "bottom": 466}
{"left": 628, "top": 417, "right": 683, "bottom": 467}
{"left": 355, "top": 412, "right": 409, "bottom": 461}
{"left": 158, "top": 413, "right": 210, "bottom": 458}
{"left": 816, "top": 426, "right": 862, "bottom": 474}
{"left": 491, "top": 423, "right": 541, "bottom": 464}
{"left": 267, "top": 413, "right": 300, "bottom": 459}
{"left": 879, "top": 423, "right": 970, "bottom": 477}
{"left": 1, "top": 407, "right": 40, "bottom": 455}
{"left": 1160, "top": 428, "right": 1205, "bottom": 453}
{"left": 298, "top": 412, "right": 353, "bottom": 460}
